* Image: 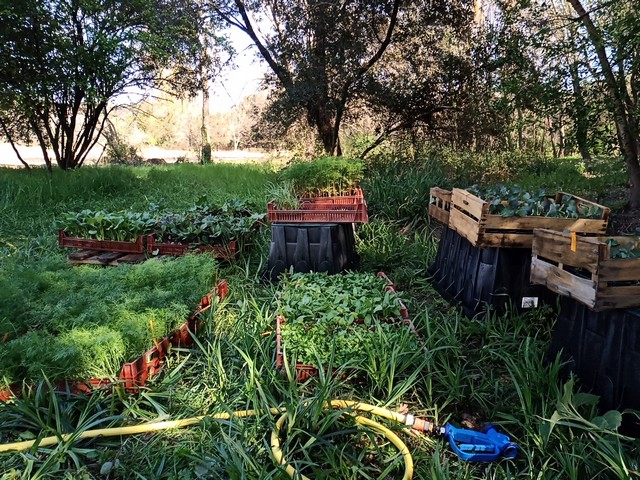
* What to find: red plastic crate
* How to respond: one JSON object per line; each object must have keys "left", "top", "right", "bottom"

{"left": 147, "top": 236, "right": 238, "bottom": 259}
{"left": 275, "top": 272, "right": 425, "bottom": 382}
{"left": 0, "top": 280, "right": 230, "bottom": 400}
{"left": 267, "top": 188, "right": 369, "bottom": 224}
{"left": 58, "top": 230, "right": 147, "bottom": 254}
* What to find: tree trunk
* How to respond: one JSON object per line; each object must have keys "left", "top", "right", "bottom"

{"left": 569, "top": 60, "right": 591, "bottom": 160}
{"left": 568, "top": 0, "right": 640, "bottom": 207}
{"left": 201, "top": 78, "right": 211, "bottom": 164}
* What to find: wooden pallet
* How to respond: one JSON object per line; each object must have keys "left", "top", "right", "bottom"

{"left": 67, "top": 249, "right": 148, "bottom": 265}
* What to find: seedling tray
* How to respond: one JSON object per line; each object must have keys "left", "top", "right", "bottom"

{"left": 0, "top": 280, "right": 230, "bottom": 401}
{"left": 274, "top": 272, "right": 425, "bottom": 381}
{"left": 147, "top": 236, "right": 238, "bottom": 259}
{"left": 428, "top": 187, "right": 452, "bottom": 224}
{"left": 58, "top": 229, "right": 147, "bottom": 254}
{"left": 448, "top": 188, "right": 610, "bottom": 248}
{"left": 531, "top": 229, "right": 640, "bottom": 311}
{"left": 267, "top": 188, "right": 369, "bottom": 224}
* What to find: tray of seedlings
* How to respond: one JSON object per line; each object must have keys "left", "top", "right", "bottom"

{"left": 57, "top": 209, "right": 155, "bottom": 256}
{"left": 447, "top": 184, "right": 610, "bottom": 248}
{"left": 57, "top": 200, "right": 264, "bottom": 263}
{"left": 267, "top": 157, "right": 369, "bottom": 223}
{"left": 531, "top": 228, "right": 640, "bottom": 311}
{"left": 0, "top": 255, "right": 226, "bottom": 400}
{"left": 274, "top": 271, "right": 424, "bottom": 382}
{"left": 148, "top": 200, "right": 264, "bottom": 258}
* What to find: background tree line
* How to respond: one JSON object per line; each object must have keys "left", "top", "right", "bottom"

{"left": 1, "top": 0, "right": 639, "bottom": 205}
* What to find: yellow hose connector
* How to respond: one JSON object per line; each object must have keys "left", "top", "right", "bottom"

{"left": 0, "top": 400, "right": 422, "bottom": 479}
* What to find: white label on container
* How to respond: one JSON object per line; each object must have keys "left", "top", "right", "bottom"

{"left": 521, "top": 297, "right": 539, "bottom": 308}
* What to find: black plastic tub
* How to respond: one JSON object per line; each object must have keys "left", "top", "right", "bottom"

{"left": 428, "top": 226, "right": 553, "bottom": 317}
{"left": 549, "top": 296, "right": 640, "bottom": 436}
{"left": 266, "top": 223, "right": 359, "bottom": 281}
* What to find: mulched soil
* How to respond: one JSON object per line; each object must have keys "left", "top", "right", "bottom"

{"left": 602, "top": 185, "right": 640, "bottom": 235}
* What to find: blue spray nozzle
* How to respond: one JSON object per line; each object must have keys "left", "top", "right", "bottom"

{"left": 444, "top": 423, "right": 519, "bottom": 462}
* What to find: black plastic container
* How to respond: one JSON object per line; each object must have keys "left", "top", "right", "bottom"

{"left": 549, "top": 296, "right": 640, "bottom": 435}
{"left": 428, "top": 226, "right": 552, "bottom": 317}
{"left": 266, "top": 223, "right": 359, "bottom": 281}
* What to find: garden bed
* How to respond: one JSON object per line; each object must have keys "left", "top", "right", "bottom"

{"left": 274, "top": 272, "right": 424, "bottom": 381}
{"left": 531, "top": 228, "right": 640, "bottom": 311}
{"left": 448, "top": 187, "right": 610, "bottom": 248}
{"left": 267, "top": 188, "right": 369, "bottom": 223}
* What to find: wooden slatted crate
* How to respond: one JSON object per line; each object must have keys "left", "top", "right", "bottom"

{"left": 448, "top": 189, "right": 610, "bottom": 248}
{"left": 428, "top": 187, "right": 452, "bottom": 224}
{"left": 531, "top": 228, "right": 640, "bottom": 311}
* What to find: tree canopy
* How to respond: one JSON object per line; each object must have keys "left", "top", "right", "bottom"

{"left": 211, "top": 0, "right": 469, "bottom": 156}
{"left": 0, "top": 0, "right": 203, "bottom": 170}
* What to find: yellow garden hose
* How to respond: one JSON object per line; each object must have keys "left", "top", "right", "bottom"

{"left": 0, "top": 400, "right": 425, "bottom": 479}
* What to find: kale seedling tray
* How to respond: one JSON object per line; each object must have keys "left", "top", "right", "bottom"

{"left": 147, "top": 236, "right": 238, "bottom": 259}
{"left": 267, "top": 188, "right": 369, "bottom": 224}
{"left": 531, "top": 229, "right": 640, "bottom": 311}
{"left": 274, "top": 272, "right": 424, "bottom": 382}
{"left": 58, "top": 229, "right": 148, "bottom": 254}
{"left": 449, "top": 188, "right": 610, "bottom": 248}
{"left": 0, "top": 280, "right": 229, "bottom": 401}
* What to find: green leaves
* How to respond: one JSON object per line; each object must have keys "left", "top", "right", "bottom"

{"left": 0, "top": 255, "right": 218, "bottom": 382}
{"left": 278, "top": 272, "right": 414, "bottom": 366}
{"left": 57, "top": 201, "right": 265, "bottom": 246}
{"left": 57, "top": 210, "right": 155, "bottom": 242}
{"left": 281, "top": 157, "right": 364, "bottom": 197}
{"left": 606, "top": 237, "right": 640, "bottom": 259}
{"left": 467, "top": 184, "right": 603, "bottom": 219}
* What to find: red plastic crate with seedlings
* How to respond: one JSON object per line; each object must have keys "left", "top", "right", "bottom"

{"left": 267, "top": 157, "right": 369, "bottom": 224}
{"left": 149, "top": 200, "right": 263, "bottom": 258}
{"left": 0, "top": 255, "right": 226, "bottom": 401}
{"left": 275, "top": 271, "right": 424, "bottom": 382}
{"left": 57, "top": 210, "right": 155, "bottom": 253}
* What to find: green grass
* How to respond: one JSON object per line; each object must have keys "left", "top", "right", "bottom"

{"left": 0, "top": 157, "right": 639, "bottom": 479}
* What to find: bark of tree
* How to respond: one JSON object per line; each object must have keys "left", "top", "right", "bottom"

{"left": 569, "top": 60, "right": 592, "bottom": 160}
{"left": 568, "top": 0, "right": 640, "bottom": 207}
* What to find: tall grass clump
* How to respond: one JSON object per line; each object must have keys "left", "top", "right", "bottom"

{"left": 362, "top": 152, "right": 447, "bottom": 228}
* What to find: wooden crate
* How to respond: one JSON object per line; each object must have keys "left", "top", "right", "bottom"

{"left": 448, "top": 188, "right": 610, "bottom": 248}
{"left": 531, "top": 229, "right": 640, "bottom": 311}
{"left": 428, "top": 187, "right": 452, "bottom": 224}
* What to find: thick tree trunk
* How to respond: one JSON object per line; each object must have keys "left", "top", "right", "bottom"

{"left": 568, "top": 0, "right": 640, "bottom": 207}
